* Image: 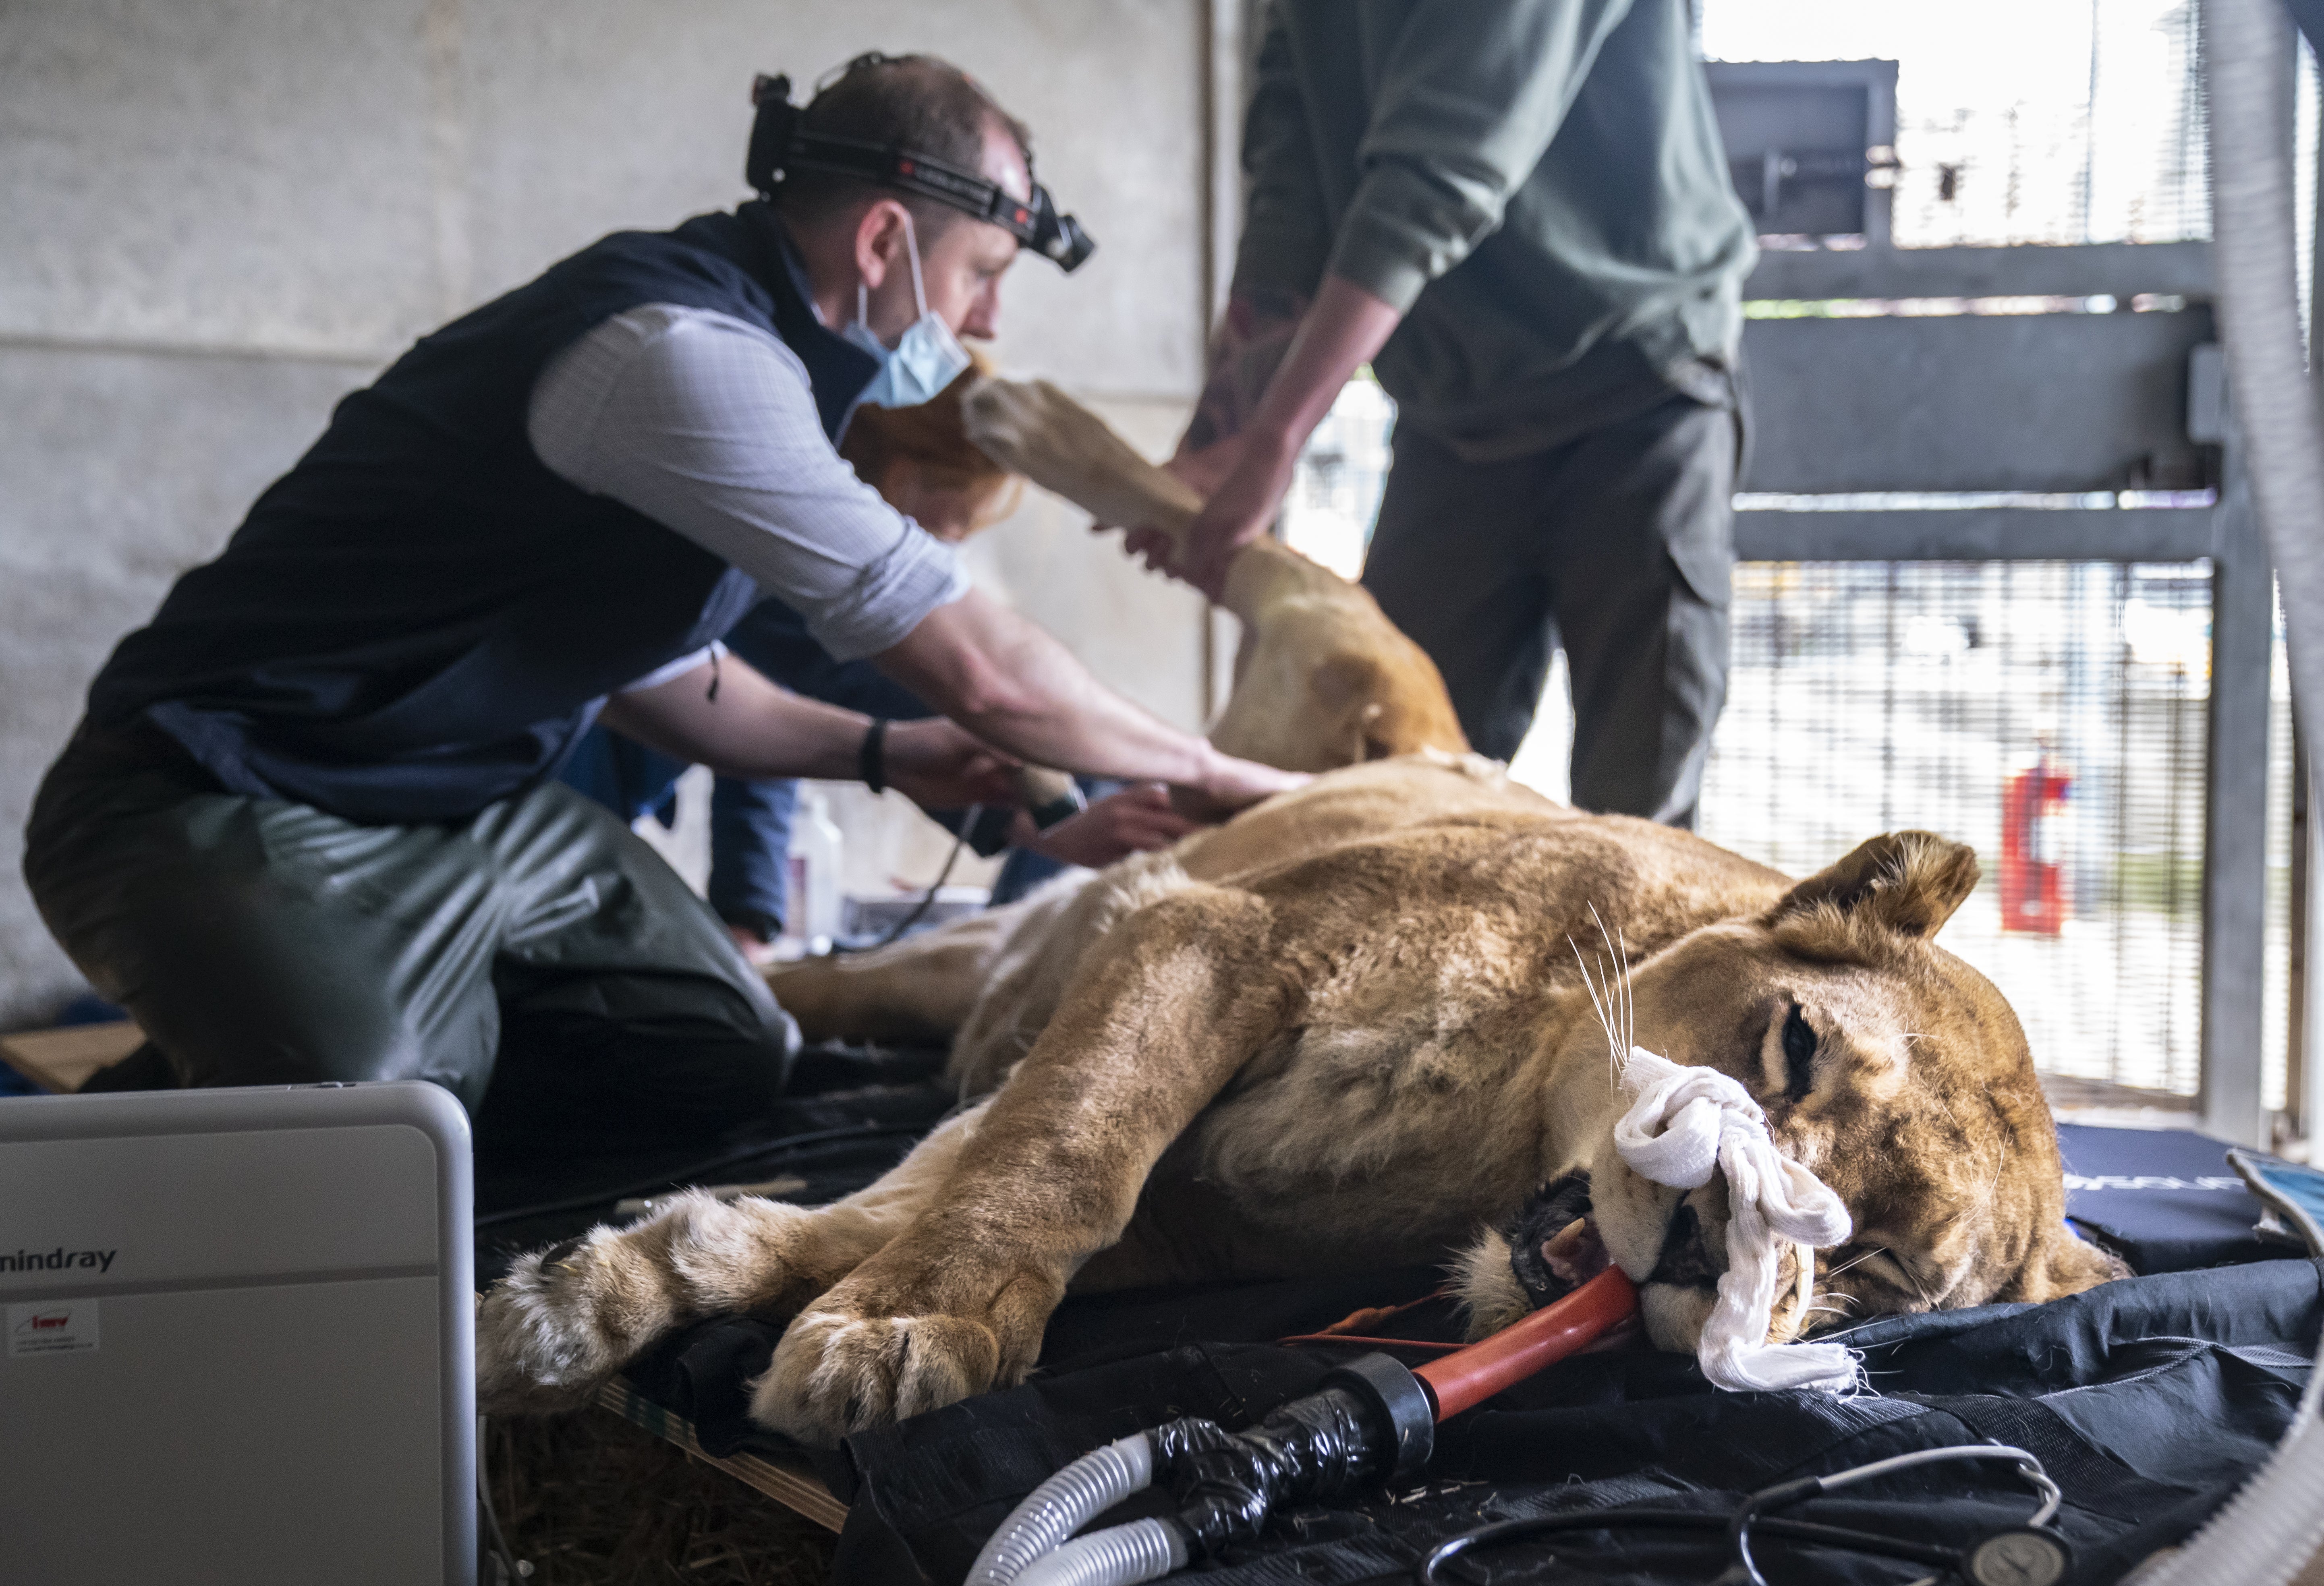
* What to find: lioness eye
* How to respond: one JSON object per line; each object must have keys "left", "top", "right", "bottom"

{"left": 1782, "top": 1002, "right": 1817, "bottom": 1100}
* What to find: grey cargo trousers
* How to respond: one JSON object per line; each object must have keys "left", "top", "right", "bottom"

{"left": 23, "top": 721, "right": 798, "bottom": 1146}
{"left": 1362, "top": 391, "right": 1739, "bottom": 828}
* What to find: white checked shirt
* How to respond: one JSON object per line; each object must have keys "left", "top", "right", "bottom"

{"left": 526, "top": 303, "right": 969, "bottom": 666}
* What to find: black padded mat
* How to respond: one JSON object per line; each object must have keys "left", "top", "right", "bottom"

{"left": 480, "top": 1090, "right": 2317, "bottom": 1585}
{"left": 817, "top": 1259, "right": 2320, "bottom": 1586}
{"left": 2058, "top": 1122, "right": 2277, "bottom": 1273}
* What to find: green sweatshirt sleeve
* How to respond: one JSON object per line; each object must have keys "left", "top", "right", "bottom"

{"left": 1231, "top": 4, "right": 1335, "bottom": 300}
{"left": 1329, "top": 0, "right": 1636, "bottom": 313}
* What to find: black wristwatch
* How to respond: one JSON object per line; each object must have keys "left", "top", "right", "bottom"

{"left": 857, "top": 718, "right": 889, "bottom": 795}
{"left": 1024, "top": 779, "right": 1088, "bottom": 832}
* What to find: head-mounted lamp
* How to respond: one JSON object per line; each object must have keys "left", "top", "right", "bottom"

{"left": 746, "top": 68, "right": 1096, "bottom": 273}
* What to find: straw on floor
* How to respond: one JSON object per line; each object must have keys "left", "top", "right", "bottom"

{"left": 489, "top": 1411, "right": 838, "bottom": 1585}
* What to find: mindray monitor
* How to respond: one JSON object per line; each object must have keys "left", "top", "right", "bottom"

{"left": 0, "top": 1081, "right": 475, "bottom": 1584}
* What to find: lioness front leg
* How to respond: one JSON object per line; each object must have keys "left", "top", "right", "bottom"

{"left": 476, "top": 1107, "right": 981, "bottom": 1414}
{"left": 754, "top": 884, "right": 1283, "bottom": 1444}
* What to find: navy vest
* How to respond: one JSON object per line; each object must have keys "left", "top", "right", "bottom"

{"left": 87, "top": 203, "right": 879, "bottom": 823}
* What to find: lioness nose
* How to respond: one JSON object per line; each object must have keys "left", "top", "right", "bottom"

{"left": 1644, "top": 1199, "right": 1723, "bottom": 1289}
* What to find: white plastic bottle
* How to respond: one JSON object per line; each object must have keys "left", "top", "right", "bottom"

{"left": 783, "top": 787, "right": 847, "bottom": 955}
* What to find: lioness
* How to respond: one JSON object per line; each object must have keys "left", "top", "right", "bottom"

{"left": 479, "top": 755, "right": 2124, "bottom": 1444}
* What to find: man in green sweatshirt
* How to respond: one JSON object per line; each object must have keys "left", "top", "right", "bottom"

{"left": 1142, "top": 0, "right": 1756, "bottom": 827}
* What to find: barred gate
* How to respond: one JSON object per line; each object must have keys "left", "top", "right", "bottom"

{"left": 1704, "top": 559, "right": 2219, "bottom": 1102}
{"left": 1727, "top": 242, "right": 2276, "bottom": 1144}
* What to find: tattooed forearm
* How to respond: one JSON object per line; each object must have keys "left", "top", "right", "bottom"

{"left": 1181, "top": 286, "right": 1310, "bottom": 453}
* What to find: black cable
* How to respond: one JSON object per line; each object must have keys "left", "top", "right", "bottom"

{"left": 473, "top": 1123, "right": 924, "bottom": 1229}
{"left": 1737, "top": 1445, "right": 2059, "bottom": 1586}
{"left": 1415, "top": 1506, "right": 1960, "bottom": 1584}
{"left": 834, "top": 813, "right": 974, "bottom": 953}
{"left": 477, "top": 1416, "right": 533, "bottom": 1582}
{"left": 1422, "top": 1445, "right": 2057, "bottom": 1585}
{"left": 1726, "top": 1477, "right": 1819, "bottom": 1586}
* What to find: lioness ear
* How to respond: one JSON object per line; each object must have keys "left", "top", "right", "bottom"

{"left": 1769, "top": 831, "right": 1981, "bottom": 939}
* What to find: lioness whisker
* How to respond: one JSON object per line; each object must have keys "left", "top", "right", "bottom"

{"left": 1825, "top": 1245, "right": 1887, "bottom": 1278}
{"left": 1608, "top": 915, "right": 1622, "bottom": 1042}
{"left": 1614, "top": 923, "right": 1635, "bottom": 1056}
{"left": 1579, "top": 903, "right": 1638, "bottom": 1077}
{"left": 1567, "top": 929, "right": 1624, "bottom": 1082}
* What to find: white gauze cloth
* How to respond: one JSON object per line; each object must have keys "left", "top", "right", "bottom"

{"left": 1613, "top": 1048, "right": 1859, "bottom": 1393}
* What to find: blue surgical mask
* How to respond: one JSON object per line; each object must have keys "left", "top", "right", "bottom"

{"left": 844, "top": 215, "right": 972, "bottom": 408}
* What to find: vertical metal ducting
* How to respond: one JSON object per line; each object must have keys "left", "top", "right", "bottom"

{"left": 2129, "top": 2, "right": 2324, "bottom": 1581}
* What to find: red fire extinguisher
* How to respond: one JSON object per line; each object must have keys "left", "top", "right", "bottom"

{"left": 2000, "top": 752, "right": 2072, "bottom": 935}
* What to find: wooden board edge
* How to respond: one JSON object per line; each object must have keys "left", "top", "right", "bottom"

{"left": 0, "top": 1021, "right": 144, "bottom": 1093}
{"left": 594, "top": 1379, "right": 849, "bottom": 1533}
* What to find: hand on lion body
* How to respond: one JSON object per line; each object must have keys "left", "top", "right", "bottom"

{"left": 479, "top": 756, "right": 2127, "bottom": 1444}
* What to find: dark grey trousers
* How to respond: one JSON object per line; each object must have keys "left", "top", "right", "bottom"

{"left": 1361, "top": 393, "right": 1739, "bottom": 827}
{"left": 23, "top": 722, "right": 798, "bottom": 1146}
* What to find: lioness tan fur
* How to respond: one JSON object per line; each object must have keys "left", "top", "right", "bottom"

{"left": 846, "top": 365, "right": 1468, "bottom": 771}
{"left": 961, "top": 375, "right": 1469, "bottom": 771}
{"left": 479, "top": 756, "right": 2124, "bottom": 1445}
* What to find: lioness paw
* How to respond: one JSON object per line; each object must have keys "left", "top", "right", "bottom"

{"left": 476, "top": 1238, "right": 639, "bottom": 1414}
{"left": 477, "top": 1191, "right": 815, "bottom": 1415}
{"left": 751, "top": 1307, "right": 1002, "bottom": 1445}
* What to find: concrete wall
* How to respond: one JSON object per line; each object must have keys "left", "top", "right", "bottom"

{"left": 0, "top": 0, "right": 1222, "bottom": 1025}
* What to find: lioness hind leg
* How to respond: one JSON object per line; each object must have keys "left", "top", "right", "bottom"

{"left": 476, "top": 1107, "right": 982, "bottom": 1414}
{"left": 753, "top": 882, "right": 1285, "bottom": 1444}
{"left": 765, "top": 909, "right": 1020, "bottom": 1045}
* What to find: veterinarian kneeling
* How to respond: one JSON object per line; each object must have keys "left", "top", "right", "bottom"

{"left": 21, "top": 53, "right": 1297, "bottom": 1147}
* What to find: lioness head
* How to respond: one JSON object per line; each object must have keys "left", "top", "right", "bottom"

{"left": 1476, "top": 831, "right": 2125, "bottom": 1360}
